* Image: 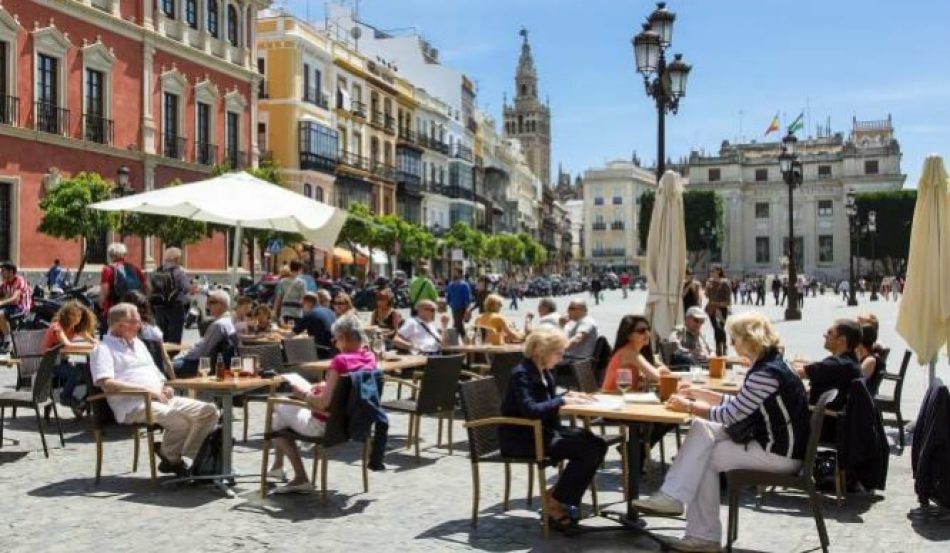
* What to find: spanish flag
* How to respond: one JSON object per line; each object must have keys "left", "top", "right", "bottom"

{"left": 764, "top": 113, "right": 780, "bottom": 136}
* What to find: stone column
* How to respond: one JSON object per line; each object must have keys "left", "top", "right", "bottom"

{"left": 250, "top": 76, "right": 259, "bottom": 167}
{"left": 142, "top": 0, "right": 154, "bottom": 30}
{"left": 143, "top": 158, "right": 157, "bottom": 270}
{"left": 142, "top": 42, "right": 157, "bottom": 154}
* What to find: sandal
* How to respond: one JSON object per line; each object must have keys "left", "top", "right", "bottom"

{"left": 546, "top": 513, "right": 577, "bottom": 532}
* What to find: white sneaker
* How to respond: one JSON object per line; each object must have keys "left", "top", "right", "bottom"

{"left": 664, "top": 535, "right": 721, "bottom": 552}
{"left": 631, "top": 492, "right": 684, "bottom": 516}
{"left": 267, "top": 468, "right": 287, "bottom": 481}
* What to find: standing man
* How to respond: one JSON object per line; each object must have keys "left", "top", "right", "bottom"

{"left": 151, "top": 247, "right": 191, "bottom": 344}
{"left": 508, "top": 279, "right": 520, "bottom": 310}
{"left": 99, "top": 243, "right": 147, "bottom": 335}
{"left": 46, "top": 259, "right": 64, "bottom": 290}
{"left": 590, "top": 274, "right": 602, "bottom": 306}
{"left": 619, "top": 271, "right": 631, "bottom": 299}
{"left": 0, "top": 262, "right": 32, "bottom": 352}
{"left": 408, "top": 263, "right": 439, "bottom": 317}
{"left": 275, "top": 260, "right": 307, "bottom": 325}
{"left": 771, "top": 276, "right": 782, "bottom": 306}
{"left": 704, "top": 266, "right": 732, "bottom": 357}
{"left": 445, "top": 269, "right": 472, "bottom": 339}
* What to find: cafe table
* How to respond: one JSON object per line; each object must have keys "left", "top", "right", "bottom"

{"left": 560, "top": 395, "right": 691, "bottom": 539}
{"left": 701, "top": 376, "right": 742, "bottom": 394}
{"left": 166, "top": 375, "right": 281, "bottom": 497}
{"left": 440, "top": 343, "right": 523, "bottom": 355}
{"left": 295, "top": 354, "right": 428, "bottom": 380}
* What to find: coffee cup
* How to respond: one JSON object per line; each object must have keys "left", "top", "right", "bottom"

{"left": 709, "top": 357, "right": 726, "bottom": 378}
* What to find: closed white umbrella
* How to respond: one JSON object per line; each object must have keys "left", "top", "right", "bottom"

{"left": 90, "top": 171, "right": 348, "bottom": 285}
{"left": 645, "top": 170, "right": 687, "bottom": 344}
{"left": 896, "top": 154, "right": 950, "bottom": 382}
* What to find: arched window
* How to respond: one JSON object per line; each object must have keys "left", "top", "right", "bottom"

{"left": 315, "top": 187, "right": 324, "bottom": 202}
{"left": 520, "top": 84, "right": 526, "bottom": 96}
{"left": 226, "top": 4, "right": 238, "bottom": 45}
{"left": 303, "top": 183, "right": 313, "bottom": 198}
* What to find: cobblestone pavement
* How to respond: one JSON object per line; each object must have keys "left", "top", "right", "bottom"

{"left": 2, "top": 290, "right": 949, "bottom": 552}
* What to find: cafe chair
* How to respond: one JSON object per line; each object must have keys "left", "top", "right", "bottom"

{"left": 259, "top": 374, "right": 358, "bottom": 500}
{"left": 281, "top": 338, "right": 320, "bottom": 367}
{"left": 489, "top": 352, "right": 524, "bottom": 395}
{"left": 725, "top": 389, "right": 837, "bottom": 553}
{"left": 874, "top": 350, "right": 910, "bottom": 449}
{"left": 237, "top": 343, "right": 286, "bottom": 442}
{"left": 0, "top": 347, "right": 65, "bottom": 458}
{"left": 9, "top": 329, "right": 48, "bottom": 416}
{"left": 383, "top": 354, "right": 464, "bottom": 458}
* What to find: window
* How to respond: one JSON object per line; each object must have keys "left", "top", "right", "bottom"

{"left": 226, "top": 111, "right": 239, "bottom": 167}
{"left": 352, "top": 131, "right": 362, "bottom": 156}
{"left": 303, "top": 183, "right": 313, "bottom": 198}
{"left": 196, "top": 102, "right": 212, "bottom": 164}
{"left": 864, "top": 160, "right": 879, "bottom": 175}
{"left": 185, "top": 0, "right": 197, "bottom": 28}
{"left": 84, "top": 69, "right": 107, "bottom": 143}
{"left": 612, "top": 196, "right": 622, "bottom": 205}
{"left": 298, "top": 121, "right": 338, "bottom": 172}
{"left": 36, "top": 54, "right": 60, "bottom": 134}
{"left": 257, "top": 122, "right": 266, "bottom": 153}
{"left": 594, "top": 197, "right": 604, "bottom": 206}
{"left": 315, "top": 187, "right": 324, "bottom": 202}
{"left": 303, "top": 62, "right": 311, "bottom": 101}
{"left": 755, "top": 237, "right": 770, "bottom": 264}
{"left": 818, "top": 235, "right": 834, "bottom": 263}
{"left": 226, "top": 5, "right": 238, "bottom": 45}
{"left": 163, "top": 92, "right": 180, "bottom": 158}
{"left": 755, "top": 168, "right": 768, "bottom": 182}
{"left": 708, "top": 168, "right": 721, "bottom": 182}
{"left": 782, "top": 237, "right": 804, "bottom": 270}
{"left": 817, "top": 199, "right": 833, "bottom": 217}
{"left": 755, "top": 202, "right": 769, "bottom": 219}
{"left": 207, "top": 0, "right": 219, "bottom": 38}
{"left": 818, "top": 164, "right": 832, "bottom": 179}
{"left": 0, "top": 41, "right": 8, "bottom": 124}
{"left": 162, "top": 0, "right": 175, "bottom": 18}
{"left": 0, "top": 181, "right": 10, "bottom": 261}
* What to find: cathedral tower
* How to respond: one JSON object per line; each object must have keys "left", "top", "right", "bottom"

{"left": 503, "top": 28, "right": 552, "bottom": 186}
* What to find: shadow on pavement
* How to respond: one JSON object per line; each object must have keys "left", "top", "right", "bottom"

{"left": 734, "top": 486, "right": 881, "bottom": 524}
{"left": 907, "top": 505, "right": 950, "bottom": 541}
{"left": 235, "top": 490, "right": 372, "bottom": 522}
{"left": 27, "top": 476, "right": 223, "bottom": 509}
{"left": 0, "top": 450, "right": 27, "bottom": 464}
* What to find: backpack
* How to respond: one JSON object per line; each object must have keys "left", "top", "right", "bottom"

{"left": 110, "top": 263, "right": 142, "bottom": 304}
{"left": 149, "top": 266, "right": 179, "bottom": 306}
{"left": 189, "top": 425, "right": 224, "bottom": 477}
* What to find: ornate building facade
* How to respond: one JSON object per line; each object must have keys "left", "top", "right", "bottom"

{"left": 503, "top": 29, "right": 550, "bottom": 187}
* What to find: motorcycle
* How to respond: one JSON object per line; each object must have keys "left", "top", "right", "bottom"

{"left": 29, "top": 284, "right": 96, "bottom": 329}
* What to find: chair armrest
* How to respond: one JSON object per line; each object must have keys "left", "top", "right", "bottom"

{"left": 460, "top": 370, "right": 485, "bottom": 380}
{"left": 881, "top": 373, "right": 900, "bottom": 382}
{"left": 383, "top": 376, "right": 419, "bottom": 391}
{"left": 464, "top": 416, "right": 545, "bottom": 462}
{"left": 808, "top": 404, "right": 842, "bottom": 418}
{"left": 87, "top": 390, "right": 155, "bottom": 424}
{"left": 266, "top": 397, "right": 310, "bottom": 410}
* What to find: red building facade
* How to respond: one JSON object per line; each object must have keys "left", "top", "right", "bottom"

{"left": 0, "top": 0, "right": 265, "bottom": 275}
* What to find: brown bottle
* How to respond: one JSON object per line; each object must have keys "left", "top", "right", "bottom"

{"left": 215, "top": 358, "right": 225, "bottom": 380}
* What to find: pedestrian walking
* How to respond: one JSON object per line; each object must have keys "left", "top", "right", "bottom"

{"left": 445, "top": 269, "right": 472, "bottom": 339}
{"left": 704, "top": 266, "right": 732, "bottom": 356}
{"left": 150, "top": 247, "right": 191, "bottom": 344}
{"left": 771, "top": 277, "right": 782, "bottom": 306}
{"left": 619, "top": 271, "right": 631, "bottom": 299}
{"left": 590, "top": 275, "right": 602, "bottom": 306}
{"left": 508, "top": 281, "right": 520, "bottom": 310}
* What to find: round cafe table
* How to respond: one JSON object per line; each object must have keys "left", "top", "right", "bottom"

{"left": 294, "top": 354, "right": 429, "bottom": 380}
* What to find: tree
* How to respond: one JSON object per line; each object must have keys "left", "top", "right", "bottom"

{"left": 638, "top": 189, "right": 724, "bottom": 268}
{"left": 855, "top": 189, "right": 916, "bottom": 275}
{"left": 38, "top": 172, "right": 118, "bottom": 282}
{"left": 119, "top": 179, "right": 209, "bottom": 248}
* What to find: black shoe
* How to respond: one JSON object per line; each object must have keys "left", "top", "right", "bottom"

{"left": 158, "top": 458, "right": 190, "bottom": 477}
{"left": 368, "top": 461, "right": 386, "bottom": 472}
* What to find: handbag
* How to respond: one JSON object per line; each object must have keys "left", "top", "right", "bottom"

{"left": 725, "top": 415, "right": 758, "bottom": 445}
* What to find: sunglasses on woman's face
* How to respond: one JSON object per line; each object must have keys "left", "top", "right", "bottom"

{"left": 633, "top": 326, "right": 650, "bottom": 334}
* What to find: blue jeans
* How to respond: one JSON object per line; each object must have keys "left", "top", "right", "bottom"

{"left": 54, "top": 360, "right": 87, "bottom": 406}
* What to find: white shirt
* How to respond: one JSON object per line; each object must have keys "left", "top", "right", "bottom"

{"left": 90, "top": 334, "right": 166, "bottom": 423}
{"left": 536, "top": 312, "right": 561, "bottom": 328}
{"left": 397, "top": 317, "right": 442, "bottom": 353}
{"left": 564, "top": 316, "right": 598, "bottom": 358}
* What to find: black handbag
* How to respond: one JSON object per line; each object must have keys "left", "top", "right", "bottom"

{"left": 725, "top": 415, "right": 758, "bottom": 445}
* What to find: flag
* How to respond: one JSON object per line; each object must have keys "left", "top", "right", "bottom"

{"left": 764, "top": 113, "right": 780, "bottom": 136}
{"left": 788, "top": 112, "right": 805, "bottom": 135}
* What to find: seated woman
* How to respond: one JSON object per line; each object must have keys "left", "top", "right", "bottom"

{"left": 602, "top": 315, "right": 670, "bottom": 392}
{"left": 122, "top": 291, "right": 175, "bottom": 380}
{"left": 245, "top": 304, "right": 282, "bottom": 339}
{"left": 43, "top": 300, "right": 97, "bottom": 409}
{"left": 267, "top": 314, "right": 377, "bottom": 493}
{"left": 474, "top": 294, "right": 524, "bottom": 344}
{"left": 370, "top": 288, "right": 402, "bottom": 342}
{"left": 332, "top": 291, "right": 357, "bottom": 319}
{"left": 857, "top": 323, "right": 885, "bottom": 396}
{"left": 633, "top": 311, "right": 810, "bottom": 552}
{"left": 500, "top": 326, "right": 607, "bottom": 531}
{"left": 231, "top": 295, "right": 256, "bottom": 335}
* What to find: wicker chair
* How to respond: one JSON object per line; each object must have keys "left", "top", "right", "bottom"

{"left": 11, "top": 329, "right": 48, "bottom": 416}
{"left": 874, "top": 350, "right": 910, "bottom": 448}
{"left": 725, "top": 390, "right": 837, "bottom": 552}
{"left": 0, "top": 347, "right": 65, "bottom": 458}
{"left": 488, "top": 352, "right": 523, "bottom": 395}
{"left": 383, "top": 354, "right": 464, "bottom": 458}
{"left": 237, "top": 343, "right": 286, "bottom": 442}
{"left": 282, "top": 337, "right": 320, "bottom": 367}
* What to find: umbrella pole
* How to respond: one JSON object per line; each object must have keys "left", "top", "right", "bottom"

{"left": 229, "top": 223, "right": 243, "bottom": 291}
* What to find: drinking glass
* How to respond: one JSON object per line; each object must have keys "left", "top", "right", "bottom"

{"left": 724, "top": 367, "right": 736, "bottom": 385}
{"left": 372, "top": 335, "right": 385, "bottom": 360}
{"left": 691, "top": 365, "right": 706, "bottom": 384}
{"left": 198, "top": 357, "right": 211, "bottom": 380}
{"left": 231, "top": 358, "right": 242, "bottom": 381}
{"left": 616, "top": 368, "right": 633, "bottom": 397}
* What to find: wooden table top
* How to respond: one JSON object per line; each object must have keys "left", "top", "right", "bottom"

{"left": 700, "top": 377, "right": 742, "bottom": 394}
{"left": 168, "top": 376, "right": 280, "bottom": 392}
{"left": 295, "top": 354, "right": 429, "bottom": 376}
{"left": 61, "top": 342, "right": 191, "bottom": 355}
{"left": 441, "top": 343, "right": 524, "bottom": 354}
{"left": 560, "top": 394, "right": 692, "bottom": 425}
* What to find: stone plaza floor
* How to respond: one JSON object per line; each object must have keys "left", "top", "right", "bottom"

{"left": 2, "top": 289, "right": 949, "bottom": 552}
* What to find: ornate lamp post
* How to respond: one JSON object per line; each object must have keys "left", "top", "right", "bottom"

{"left": 868, "top": 210, "right": 878, "bottom": 301}
{"left": 632, "top": 2, "right": 692, "bottom": 179}
{"left": 778, "top": 132, "right": 803, "bottom": 320}
{"left": 845, "top": 189, "right": 859, "bottom": 306}
{"left": 114, "top": 165, "right": 133, "bottom": 197}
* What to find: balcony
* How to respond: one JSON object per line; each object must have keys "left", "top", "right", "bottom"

{"left": 163, "top": 134, "right": 186, "bottom": 160}
{"left": 397, "top": 128, "right": 417, "bottom": 144}
{"left": 611, "top": 221, "right": 625, "bottom": 231}
{"left": 300, "top": 151, "right": 337, "bottom": 173}
{"left": 34, "top": 102, "right": 69, "bottom": 135}
{"left": 592, "top": 222, "right": 607, "bottom": 231}
{"left": 442, "top": 185, "right": 472, "bottom": 200}
{"left": 453, "top": 144, "right": 474, "bottom": 163}
{"left": 304, "top": 88, "right": 329, "bottom": 109}
{"left": 83, "top": 113, "right": 113, "bottom": 145}
{"left": 350, "top": 100, "right": 367, "bottom": 119}
{"left": 196, "top": 142, "right": 217, "bottom": 166}
{"left": 422, "top": 179, "right": 445, "bottom": 195}
{"left": 226, "top": 149, "right": 247, "bottom": 169}
{"left": 384, "top": 114, "right": 396, "bottom": 134}
{"left": 591, "top": 248, "right": 626, "bottom": 258}
{"left": 397, "top": 172, "right": 422, "bottom": 195}
{"left": 372, "top": 160, "right": 396, "bottom": 182}
{"left": 338, "top": 151, "right": 372, "bottom": 173}
{"left": 0, "top": 95, "right": 19, "bottom": 126}
{"left": 371, "top": 110, "right": 385, "bottom": 127}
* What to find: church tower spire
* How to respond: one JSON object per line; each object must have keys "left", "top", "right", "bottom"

{"left": 504, "top": 27, "right": 552, "bottom": 186}
{"left": 516, "top": 27, "right": 537, "bottom": 98}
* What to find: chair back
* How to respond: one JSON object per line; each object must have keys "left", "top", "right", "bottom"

{"left": 416, "top": 354, "right": 464, "bottom": 414}
{"left": 891, "top": 350, "right": 911, "bottom": 401}
{"left": 591, "top": 335, "right": 612, "bottom": 383}
{"left": 140, "top": 338, "right": 165, "bottom": 371}
{"left": 570, "top": 358, "right": 599, "bottom": 394}
{"left": 32, "top": 346, "right": 63, "bottom": 404}
{"left": 85, "top": 365, "right": 118, "bottom": 429}
{"left": 209, "top": 332, "right": 237, "bottom": 368}
{"left": 458, "top": 377, "right": 502, "bottom": 458}
{"left": 12, "top": 328, "right": 48, "bottom": 380}
{"left": 657, "top": 340, "right": 677, "bottom": 366}
{"left": 489, "top": 352, "right": 523, "bottom": 394}
{"left": 321, "top": 374, "right": 354, "bottom": 447}
{"left": 237, "top": 343, "right": 284, "bottom": 374}
{"left": 802, "top": 389, "right": 838, "bottom": 482}
{"left": 282, "top": 337, "right": 319, "bottom": 364}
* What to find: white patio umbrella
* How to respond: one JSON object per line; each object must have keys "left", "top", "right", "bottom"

{"left": 644, "top": 170, "right": 687, "bottom": 344}
{"left": 896, "top": 154, "right": 950, "bottom": 383}
{"left": 90, "top": 171, "right": 348, "bottom": 286}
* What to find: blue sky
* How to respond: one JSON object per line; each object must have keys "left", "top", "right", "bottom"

{"left": 283, "top": 0, "right": 950, "bottom": 187}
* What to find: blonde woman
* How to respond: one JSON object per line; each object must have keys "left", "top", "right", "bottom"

{"left": 332, "top": 291, "right": 357, "bottom": 319}
{"left": 474, "top": 293, "right": 524, "bottom": 344}
{"left": 499, "top": 326, "right": 606, "bottom": 531}
{"left": 633, "top": 311, "right": 810, "bottom": 552}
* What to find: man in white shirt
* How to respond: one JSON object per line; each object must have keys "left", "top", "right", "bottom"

{"left": 91, "top": 303, "right": 219, "bottom": 475}
{"left": 525, "top": 297, "right": 560, "bottom": 332}
{"left": 393, "top": 299, "right": 445, "bottom": 354}
{"left": 562, "top": 298, "right": 598, "bottom": 360}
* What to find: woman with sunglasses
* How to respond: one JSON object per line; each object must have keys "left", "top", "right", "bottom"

{"left": 332, "top": 292, "right": 356, "bottom": 318}
{"left": 370, "top": 288, "right": 402, "bottom": 341}
{"left": 602, "top": 315, "right": 671, "bottom": 393}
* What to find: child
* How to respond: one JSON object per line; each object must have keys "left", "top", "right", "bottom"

{"left": 43, "top": 301, "right": 97, "bottom": 409}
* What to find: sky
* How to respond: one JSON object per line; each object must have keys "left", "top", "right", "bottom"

{"left": 280, "top": 0, "right": 950, "bottom": 188}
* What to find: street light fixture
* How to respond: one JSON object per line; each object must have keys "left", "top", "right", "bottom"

{"left": 845, "top": 189, "right": 859, "bottom": 306}
{"left": 114, "top": 165, "right": 133, "bottom": 197}
{"left": 779, "top": 132, "right": 803, "bottom": 320}
{"left": 868, "top": 210, "right": 878, "bottom": 301}
{"left": 632, "top": 2, "right": 692, "bottom": 179}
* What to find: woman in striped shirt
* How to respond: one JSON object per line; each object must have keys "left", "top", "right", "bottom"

{"left": 633, "top": 311, "right": 810, "bottom": 552}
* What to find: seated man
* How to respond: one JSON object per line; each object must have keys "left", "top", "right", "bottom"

{"left": 393, "top": 299, "right": 446, "bottom": 355}
{"left": 562, "top": 298, "right": 598, "bottom": 361}
{"left": 525, "top": 297, "right": 560, "bottom": 333}
{"left": 293, "top": 290, "right": 336, "bottom": 359}
{"left": 667, "top": 306, "right": 713, "bottom": 366}
{"left": 173, "top": 290, "right": 236, "bottom": 377}
{"left": 91, "top": 303, "right": 219, "bottom": 475}
{"left": 793, "top": 318, "right": 862, "bottom": 442}
{"left": 0, "top": 261, "right": 32, "bottom": 352}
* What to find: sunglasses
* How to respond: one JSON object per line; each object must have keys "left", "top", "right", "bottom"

{"left": 633, "top": 327, "right": 650, "bottom": 334}
{"left": 334, "top": 301, "right": 348, "bottom": 306}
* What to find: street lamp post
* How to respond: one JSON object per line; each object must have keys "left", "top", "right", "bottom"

{"left": 845, "top": 189, "right": 859, "bottom": 306}
{"left": 868, "top": 210, "right": 879, "bottom": 301}
{"left": 632, "top": 2, "right": 692, "bottom": 179}
{"left": 778, "top": 133, "right": 803, "bottom": 320}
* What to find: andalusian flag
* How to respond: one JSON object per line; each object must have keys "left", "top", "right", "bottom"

{"left": 764, "top": 113, "right": 780, "bottom": 136}
{"left": 788, "top": 112, "right": 805, "bottom": 135}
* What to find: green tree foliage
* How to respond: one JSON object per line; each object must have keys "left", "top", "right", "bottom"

{"left": 855, "top": 189, "right": 916, "bottom": 274}
{"left": 37, "top": 172, "right": 118, "bottom": 281}
{"left": 119, "top": 179, "right": 209, "bottom": 248}
{"left": 637, "top": 189, "right": 724, "bottom": 256}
